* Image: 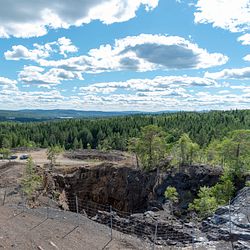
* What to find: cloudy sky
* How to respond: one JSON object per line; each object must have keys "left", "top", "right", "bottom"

{"left": 1, "top": 0, "right": 250, "bottom": 111}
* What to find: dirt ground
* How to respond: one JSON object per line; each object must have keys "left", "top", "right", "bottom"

{"left": 11, "top": 149, "right": 98, "bottom": 166}
{"left": 9, "top": 149, "right": 137, "bottom": 168}
{"left": 0, "top": 149, "right": 136, "bottom": 187}
{"left": 0, "top": 205, "right": 155, "bottom": 250}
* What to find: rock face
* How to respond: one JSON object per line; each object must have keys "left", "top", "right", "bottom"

{"left": 53, "top": 163, "right": 222, "bottom": 214}
{"left": 156, "top": 164, "right": 222, "bottom": 212}
{"left": 93, "top": 210, "right": 194, "bottom": 247}
{"left": 54, "top": 163, "right": 157, "bottom": 213}
{"left": 202, "top": 187, "right": 250, "bottom": 249}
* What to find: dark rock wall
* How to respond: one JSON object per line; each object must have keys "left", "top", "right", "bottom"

{"left": 54, "top": 163, "right": 157, "bottom": 213}
{"left": 54, "top": 163, "right": 222, "bottom": 215}
{"left": 156, "top": 164, "right": 222, "bottom": 212}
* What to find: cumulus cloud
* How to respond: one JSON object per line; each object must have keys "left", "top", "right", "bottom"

{"left": 4, "top": 37, "right": 77, "bottom": 61}
{"left": 79, "top": 75, "right": 219, "bottom": 95}
{"left": 38, "top": 34, "right": 228, "bottom": 73}
{"left": 0, "top": 76, "right": 249, "bottom": 111}
{"left": 237, "top": 33, "right": 250, "bottom": 45}
{"left": 194, "top": 0, "right": 250, "bottom": 33}
{"left": 243, "top": 54, "right": 250, "bottom": 61}
{"left": 205, "top": 67, "right": 250, "bottom": 79}
{"left": 0, "top": 76, "right": 18, "bottom": 90}
{"left": 18, "top": 66, "right": 83, "bottom": 85}
{"left": 0, "top": 0, "right": 158, "bottom": 38}
{"left": 4, "top": 45, "right": 52, "bottom": 61}
{"left": 57, "top": 37, "right": 78, "bottom": 57}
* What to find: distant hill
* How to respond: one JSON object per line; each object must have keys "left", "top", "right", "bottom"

{"left": 0, "top": 109, "right": 143, "bottom": 122}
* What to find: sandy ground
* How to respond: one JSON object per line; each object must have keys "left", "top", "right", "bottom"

{"left": 6, "top": 149, "right": 136, "bottom": 168}
{"left": 10, "top": 149, "right": 93, "bottom": 166}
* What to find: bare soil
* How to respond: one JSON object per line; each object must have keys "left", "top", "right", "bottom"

{"left": 0, "top": 205, "right": 154, "bottom": 250}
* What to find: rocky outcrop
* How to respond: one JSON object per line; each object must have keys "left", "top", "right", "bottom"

{"left": 53, "top": 163, "right": 222, "bottom": 214}
{"left": 94, "top": 210, "right": 194, "bottom": 247}
{"left": 54, "top": 163, "right": 157, "bottom": 213}
{"left": 51, "top": 161, "right": 246, "bottom": 248}
{"left": 202, "top": 187, "right": 250, "bottom": 249}
{"left": 156, "top": 164, "right": 223, "bottom": 212}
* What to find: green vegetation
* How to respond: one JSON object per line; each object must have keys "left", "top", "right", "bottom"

{"left": 164, "top": 186, "right": 179, "bottom": 204}
{"left": 189, "top": 172, "right": 235, "bottom": 218}
{"left": 0, "top": 109, "right": 250, "bottom": 216}
{"left": 21, "top": 157, "right": 42, "bottom": 198}
{"left": 0, "top": 148, "right": 11, "bottom": 159}
{"left": 171, "top": 133, "right": 200, "bottom": 165}
{"left": 0, "top": 110, "right": 250, "bottom": 150}
{"left": 128, "top": 125, "right": 167, "bottom": 170}
{"left": 47, "top": 145, "right": 64, "bottom": 169}
{"left": 189, "top": 187, "right": 218, "bottom": 218}
{"left": 164, "top": 186, "right": 179, "bottom": 222}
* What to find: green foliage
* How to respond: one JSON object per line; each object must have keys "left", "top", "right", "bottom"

{"left": 172, "top": 133, "right": 200, "bottom": 165}
{"left": 1, "top": 137, "right": 11, "bottom": 149}
{"left": 128, "top": 125, "right": 167, "bottom": 170}
{"left": 189, "top": 172, "right": 235, "bottom": 218}
{"left": 206, "top": 130, "right": 250, "bottom": 179}
{"left": 212, "top": 174, "right": 235, "bottom": 205}
{"left": 21, "top": 157, "right": 42, "bottom": 197}
{"left": 0, "top": 109, "right": 249, "bottom": 151}
{"left": 245, "top": 181, "right": 250, "bottom": 187}
{"left": 46, "top": 145, "right": 63, "bottom": 167}
{"left": 164, "top": 186, "right": 179, "bottom": 203}
{"left": 0, "top": 148, "right": 11, "bottom": 159}
{"left": 189, "top": 187, "right": 218, "bottom": 218}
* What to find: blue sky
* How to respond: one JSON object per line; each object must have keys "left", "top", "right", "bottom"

{"left": 1, "top": 0, "right": 250, "bottom": 111}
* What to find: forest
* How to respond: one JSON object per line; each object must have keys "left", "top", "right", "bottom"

{"left": 1, "top": 109, "right": 250, "bottom": 216}
{"left": 0, "top": 109, "right": 249, "bottom": 150}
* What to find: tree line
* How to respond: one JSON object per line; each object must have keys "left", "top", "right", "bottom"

{"left": 0, "top": 109, "right": 249, "bottom": 151}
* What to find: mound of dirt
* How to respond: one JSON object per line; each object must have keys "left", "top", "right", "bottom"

{"left": 64, "top": 149, "right": 128, "bottom": 162}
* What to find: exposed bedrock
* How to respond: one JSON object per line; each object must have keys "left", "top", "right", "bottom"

{"left": 53, "top": 163, "right": 222, "bottom": 214}
{"left": 54, "top": 163, "right": 157, "bottom": 213}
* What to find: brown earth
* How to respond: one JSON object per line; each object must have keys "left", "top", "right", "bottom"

{"left": 0, "top": 205, "right": 156, "bottom": 250}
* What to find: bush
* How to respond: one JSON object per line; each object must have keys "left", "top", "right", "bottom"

{"left": 21, "top": 157, "right": 42, "bottom": 198}
{"left": 189, "top": 187, "right": 218, "bottom": 218}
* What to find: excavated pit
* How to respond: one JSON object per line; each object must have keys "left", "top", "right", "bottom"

{"left": 53, "top": 161, "right": 222, "bottom": 215}
{"left": 54, "top": 163, "right": 157, "bottom": 213}
{"left": 51, "top": 161, "right": 223, "bottom": 247}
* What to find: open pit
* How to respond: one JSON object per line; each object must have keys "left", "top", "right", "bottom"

{"left": 51, "top": 150, "right": 222, "bottom": 215}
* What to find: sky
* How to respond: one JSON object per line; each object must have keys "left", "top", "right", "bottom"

{"left": 1, "top": 0, "right": 250, "bottom": 111}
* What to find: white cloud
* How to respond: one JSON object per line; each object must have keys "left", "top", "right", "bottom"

{"left": 18, "top": 66, "right": 83, "bottom": 85}
{"left": 4, "top": 37, "right": 77, "bottom": 61}
{"left": 79, "top": 75, "right": 219, "bottom": 95}
{"left": 243, "top": 54, "right": 250, "bottom": 61}
{"left": 237, "top": 33, "right": 250, "bottom": 45}
{"left": 4, "top": 45, "right": 52, "bottom": 61}
{"left": 57, "top": 37, "right": 78, "bottom": 57}
{"left": 0, "top": 76, "right": 17, "bottom": 90}
{"left": 230, "top": 85, "right": 250, "bottom": 93}
{"left": 38, "top": 34, "right": 228, "bottom": 73}
{"left": 195, "top": 0, "right": 250, "bottom": 32}
{"left": 0, "top": 0, "right": 158, "bottom": 38}
{"left": 205, "top": 67, "right": 250, "bottom": 79}
{"left": 0, "top": 77, "right": 249, "bottom": 111}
